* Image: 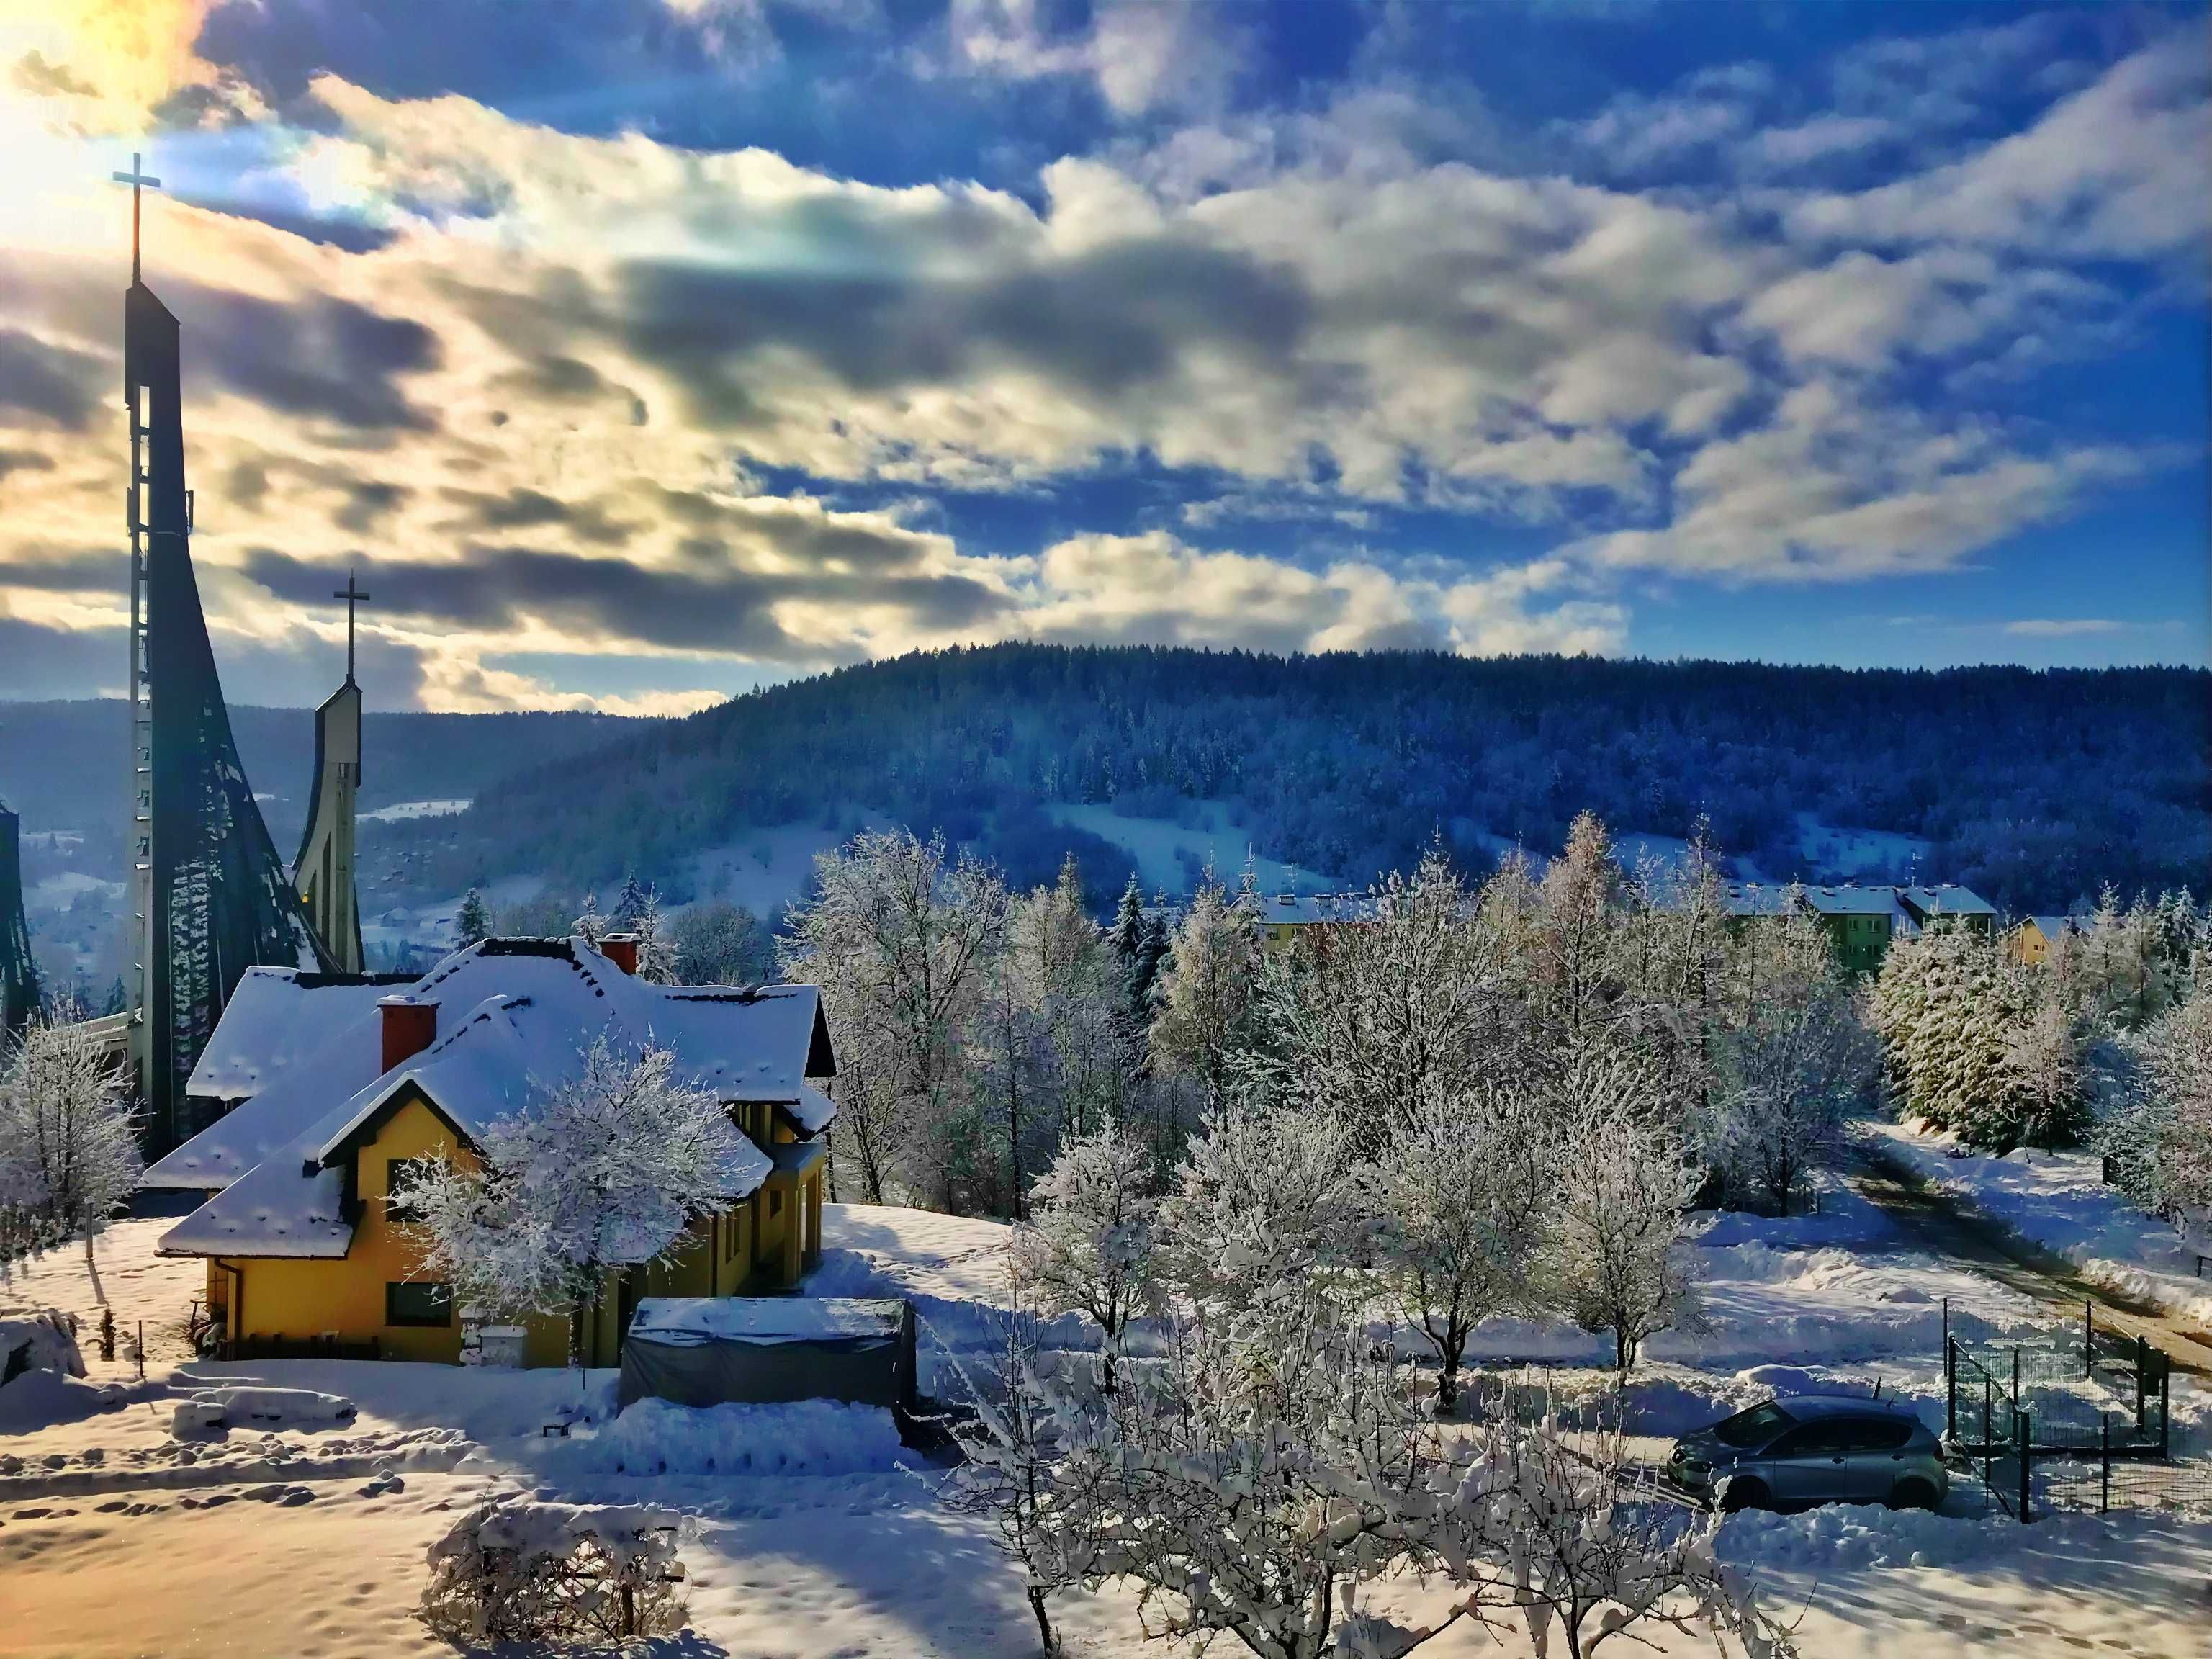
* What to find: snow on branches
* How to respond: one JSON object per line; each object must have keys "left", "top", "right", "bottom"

{"left": 403, "top": 1038, "right": 745, "bottom": 1346}
{"left": 1010, "top": 1119, "right": 1162, "bottom": 1391}
{"left": 0, "top": 1010, "right": 140, "bottom": 1272}
{"left": 421, "top": 1498, "right": 691, "bottom": 1643}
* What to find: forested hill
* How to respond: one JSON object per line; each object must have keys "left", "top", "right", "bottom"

{"left": 400, "top": 647, "right": 2211, "bottom": 916}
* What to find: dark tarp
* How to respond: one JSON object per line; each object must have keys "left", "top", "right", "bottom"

{"left": 617, "top": 1297, "right": 916, "bottom": 1413}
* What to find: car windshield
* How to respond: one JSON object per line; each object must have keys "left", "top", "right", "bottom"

{"left": 1710, "top": 1401, "right": 1796, "bottom": 1448}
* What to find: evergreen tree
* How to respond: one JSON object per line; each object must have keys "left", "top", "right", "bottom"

{"left": 456, "top": 887, "right": 492, "bottom": 948}
{"left": 1110, "top": 873, "right": 1145, "bottom": 963}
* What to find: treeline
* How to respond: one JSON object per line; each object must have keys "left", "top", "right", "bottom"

{"left": 397, "top": 644, "right": 2211, "bottom": 914}
{"left": 781, "top": 815, "right": 1870, "bottom": 1246}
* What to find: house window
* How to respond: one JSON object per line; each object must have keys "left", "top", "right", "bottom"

{"left": 384, "top": 1156, "right": 443, "bottom": 1223}
{"left": 385, "top": 1281, "right": 454, "bottom": 1327}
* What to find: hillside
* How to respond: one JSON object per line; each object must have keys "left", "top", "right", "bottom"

{"left": 387, "top": 647, "right": 2211, "bottom": 917}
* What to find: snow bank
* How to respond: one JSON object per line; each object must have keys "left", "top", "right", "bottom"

{"left": 1868, "top": 1120, "right": 2212, "bottom": 1328}
{"left": 1722, "top": 1503, "right": 2026, "bottom": 1572}
{"left": 174, "top": 1386, "right": 357, "bottom": 1435}
{"left": 0, "top": 1368, "right": 123, "bottom": 1433}
{"left": 0, "top": 1310, "right": 84, "bottom": 1380}
{"left": 562, "top": 1398, "right": 904, "bottom": 1478}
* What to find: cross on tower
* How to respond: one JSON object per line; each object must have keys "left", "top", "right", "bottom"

{"left": 333, "top": 572, "right": 372, "bottom": 683}
{"left": 110, "top": 153, "right": 162, "bottom": 284}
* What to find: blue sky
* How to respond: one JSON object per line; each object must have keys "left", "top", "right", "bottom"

{"left": 0, "top": 0, "right": 2203, "bottom": 711}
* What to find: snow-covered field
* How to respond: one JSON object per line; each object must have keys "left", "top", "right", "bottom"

{"left": 2, "top": 1198, "right": 2208, "bottom": 1657}
{"left": 1868, "top": 1118, "right": 2212, "bottom": 1330}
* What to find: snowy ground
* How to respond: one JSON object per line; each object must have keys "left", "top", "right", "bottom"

{"left": 1866, "top": 1118, "right": 2212, "bottom": 1330}
{"left": 2, "top": 1197, "right": 2208, "bottom": 1656}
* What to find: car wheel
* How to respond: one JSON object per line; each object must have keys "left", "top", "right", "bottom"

{"left": 1719, "top": 1478, "right": 1768, "bottom": 1514}
{"left": 1888, "top": 1478, "right": 1938, "bottom": 1511}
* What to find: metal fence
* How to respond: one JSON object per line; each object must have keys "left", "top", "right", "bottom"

{"left": 1943, "top": 1300, "right": 2200, "bottom": 1522}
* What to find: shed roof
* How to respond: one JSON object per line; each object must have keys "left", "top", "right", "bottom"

{"left": 626, "top": 1296, "right": 907, "bottom": 1345}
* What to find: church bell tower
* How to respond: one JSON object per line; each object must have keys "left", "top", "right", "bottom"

{"left": 295, "top": 575, "right": 369, "bottom": 974}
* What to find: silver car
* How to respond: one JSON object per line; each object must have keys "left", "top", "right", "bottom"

{"left": 1665, "top": 1394, "right": 1948, "bottom": 1513}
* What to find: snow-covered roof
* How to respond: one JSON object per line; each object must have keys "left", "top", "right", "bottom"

{"left": 1797, "top": 885, "right": 1905, "bottom": 917}
{"left": 625, "top": 1296, "right": 907, "bottom": 1346}
{"left": 1899, "top": 884, "right": 1996, "bottom": 920}
{"left": 787, "top": 1082, "right": 837, "bottom": 1136}
{"left": 183, "top": 968, "right": 411, "bottom": 1103}
{"left": 145, "top": 936, "right": 835, "bottom": 1194}
{"left": 1717, "top": 881, "right": 1795, "bottom": 917}
{"left": 1254, "top": 892, "right": 1372, "bottom": 926}
{"left": 157, "top": 936, "right": 827, "bottom": 1258}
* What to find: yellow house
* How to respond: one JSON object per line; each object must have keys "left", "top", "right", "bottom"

{"left": 153, "top": 935, "right": 836, "bottom": 1367}
{"left": 2008, "top": 914, "right": 2085, "bottom": 968}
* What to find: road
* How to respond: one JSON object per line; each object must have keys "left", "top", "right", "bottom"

{"left": 1844, "top": 1138, "right": 2212, "bottom": 1378}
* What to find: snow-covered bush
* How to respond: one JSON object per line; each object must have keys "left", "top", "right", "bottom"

{"left": 421, "top": 1498, "right": 691, "bottom": 1643}
{"left": 171, "top": 1386, "right": 356, "bottom": 1435}
{"left": 1010, "top": 1120, "right": 1161, "bottom": 1391}
{"left": 0, "top": 1309, "right": 83, "bottom": 1380}
{"left": 403, "top": 1037, "right": 744, "bottom": 1357}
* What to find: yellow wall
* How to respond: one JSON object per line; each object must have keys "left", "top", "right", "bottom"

{"left": 217, "top": 1087, "right": 815, "bottom": 1367}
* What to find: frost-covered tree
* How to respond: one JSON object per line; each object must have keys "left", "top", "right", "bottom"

{"left": 0, "top": 1011, "right": 140, "bottom": 1276}
{"left": 959, "top": 1312, "right": 1797, "bottom": 1659}
{"left": 1371, "top": 1082, "right": 1548, "bottom": 1412}
{"left": 1010, "top": 1120, "right": 1161, "bottom": 1392}
{"left": 572, "top": 890, "right": 610, "bottom": 948}
{"left": 670, "top": 902, "right": 773, "bottom": 986}
{"left": 1534, "top": 812, "right": 1631, "bottom": 1046}
{"left": 1255, "top": 848, "right": 1501, "bottom": 1156}
{"left": 1441, "top": 1396, "right": 1797, "bottom": 1659}
{"left": 1159, "top": 1102, "right": 1369, "bottom": 1349}
{"left": 1699, "top": 973, "right": 1871, "bottom": 1213}
{"left": 2002, "top": 991, "right": 2095, "bottom": 1154}
{"left": 455, "top": 887, "right": 492, "bottom": 948}
{"left": 620, "top": 884, "right": 678, "bottom": 983}
{"left": 1147, "top": 868, "right": 1263, "bottom": 1128}
{"left": 2103, "top": 984, "right": 2212, "bottom": 1218}
{"left": 780, "top": 830, "right": 1007, "bottom": 1208}
{"left": 403, "top": 1038, "right": 742, "bottom": 1359}
{"left": 1547, "top": 1057, "right": 1701, "bottom": 1373}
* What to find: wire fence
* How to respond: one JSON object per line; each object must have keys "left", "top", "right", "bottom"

{"left": 1943, "top": 1299, "right": 2203, "bottom": 1521}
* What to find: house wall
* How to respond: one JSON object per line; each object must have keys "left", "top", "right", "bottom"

{"left": 217, "top": 1090, "right": 818, "bottom": 1368}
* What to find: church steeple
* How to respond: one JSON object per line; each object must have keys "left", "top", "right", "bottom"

{"left": 295, "top": 583, "right": 369, "bottom": 974}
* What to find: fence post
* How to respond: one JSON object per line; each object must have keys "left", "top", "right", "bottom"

{"left": 135, "top": 1320, "right": 144, "bottom": 1383}
{"left": 2012, "top": 1344, "right": 2020, "bottom": 1406}
{"left": 2017, "top": 1410, "right": 2031, "bottom": 1524}
{"left": 1945, "top": 1338, "right": 1956, "bottom": 1443}
{"left": 2100, "top": 1414, "right": 2110, "bottom": 1515}
{"left": 2083, "top": 1300, "right": 2092, "bottom": 1378}
{"left": 1983, "top": 1372, "right": 1992, "bottom": 1449}
{"left": 2135, "top": 1336, "right": 2147, "bottom": 1430}
{"left": 2159, "top": 1357, "right": 2170, "bottom": 1459}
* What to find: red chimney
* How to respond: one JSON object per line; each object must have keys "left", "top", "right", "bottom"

{"left": 379, "top": 996, "right": 439, "bottom": 1073}
{"left": 598, "top": 933, "right": 639, "bottom": 976}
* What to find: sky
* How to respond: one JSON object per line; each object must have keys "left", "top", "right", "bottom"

{"left": 0, "top": 0, "right": 2205, "bottom": 716}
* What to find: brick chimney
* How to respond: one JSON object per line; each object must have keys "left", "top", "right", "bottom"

{"left": 379, "top": 996, "right": 439, "bottom": 1073}
{"left": 598, "top": 932, "right": 639, "bottom": 976}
